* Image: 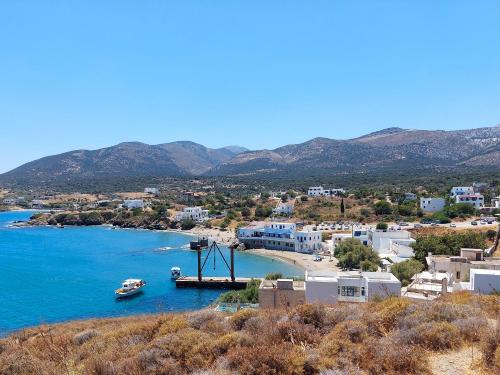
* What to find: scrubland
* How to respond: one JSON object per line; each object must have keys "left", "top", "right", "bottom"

{"left": 1, "top": 292, "right": 499, "bottom": 375}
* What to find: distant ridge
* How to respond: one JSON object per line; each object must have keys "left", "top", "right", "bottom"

{"left": 0, "top": 125, "right": 499, "bottom": 186}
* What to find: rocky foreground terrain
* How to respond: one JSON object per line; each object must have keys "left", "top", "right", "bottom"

{"left": 1, "top": 292, "right": 499, "bottom": 375}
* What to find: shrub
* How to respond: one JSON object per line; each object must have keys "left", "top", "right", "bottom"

{"left": 226, "top": 343, "right": 306, "bottom": 375}
{"left": 73, "top": 329, "right": 99, "bottom": 345}
{"left": 265, "top": 272, "right": 283, "bottom": 280}
{"left": 229, "top": 309, "right": 259, "bottom": 330}
{"left": 481, "top": 327, "right": 500, "bottom": 368}
{"left": 418, "top": 322, "right": 461, "bottom": 350}
{"left": 376, "top": 222, "right": 388, "bottom": 230}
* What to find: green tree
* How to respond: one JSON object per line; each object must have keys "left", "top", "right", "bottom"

{"left": 241, "top": 207, "right": 251, "bottom": 219}
{"left": 391, "top": 259, "right": 424, "bottom": 286}
{"left": 412, "top": 231, "right": 486, "bottom": 264}
{"left": 340, "top": 198, "right": 345, "bottom": 215}
{"left": 373, "top": 201, "right": 392, "bottom": 215}
{"left": 180, "top": 218, "right": 196, "bottom": 230}
{"left": 335, "top": 239, "right": 380, "bottom": 270}
{"left": 376, "top": 222, "right": 388, "bottom": 230}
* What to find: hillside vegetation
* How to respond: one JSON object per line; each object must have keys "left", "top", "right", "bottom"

{"left": 1, "top": 292, "right": 499, "bottom": 375}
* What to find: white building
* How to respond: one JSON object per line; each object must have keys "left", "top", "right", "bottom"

{"left": 368, "top": 228, "right": 415, "bottom": 263}
{"left": 273, "top": 201, "right": 294, "bottom": 216}
{"left": 305, "top": 270, "right": 401, "bottom": 304}
{"left": 308, "top": 186, "right": 325, "bottom": 196}
{"left": 450, "top": 186, "right": 474, "bottom": 198}
{"left": 404, "top": 192, "right": 417, "bottom": 201}
{"left": 2, "top": 198, "right": 16, "bottom": 205}
{"left": 123, "top": 199, "right": 144, "bottom": 209}
{"left": 307, "top": 186, "right": 345, "bottom": 197}
{"left": 352, "top": 227, "right": 370, "bottom": 246}
{"left": 237, "top": 222, "right": 323, "bottom": 253}
{"left": 420, "top": 197, "right": 446, "bottom": 213}
{"left": 493, "top": 196, "right": 500, "bottom": 209}
{"left": 468, "top": 269, "right": 500, "bottom": 294}
{"left": 175, "top": 207, "right": 209, "bottom": 222}
{"left": 295, "top": 230, "right": 322, "bottom": 253}
{"left": 455, "top": 194, "right": 484, "bottom": 209}
{"left": 144, "top": 187, "right": 159, "bottom": 195}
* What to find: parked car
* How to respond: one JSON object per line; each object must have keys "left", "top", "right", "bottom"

{"left": 399, "top": 222, "right": 409, "bottom": 226}
{"left": 471, "top": 221, "right": 478, "bottom": 226}
{"left": 449, "top": 223, "right": 456, "bottom": 227}
{"left": 414, "top": 224, "right": 422, "bottom": 228}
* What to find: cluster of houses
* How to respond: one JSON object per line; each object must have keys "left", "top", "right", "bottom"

{"left": 237, "top": 222, "right": 323, "bottom": 253}
{"left": 419, "top": 184, "right": 498, "bottom": 213}
{"left": 405, "top": 248, "right": 500, "bottom": 300}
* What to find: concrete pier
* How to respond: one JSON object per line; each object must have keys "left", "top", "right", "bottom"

{"left": 175, "top": 276, "right": 254, "bottom": 289}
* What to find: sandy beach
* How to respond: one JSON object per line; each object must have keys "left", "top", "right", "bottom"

{"left": 245, "top": 248, "right": 340, "bottom": 272}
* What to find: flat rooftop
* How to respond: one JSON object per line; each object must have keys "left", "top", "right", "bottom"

{"left": 259, "top": 279, "right": 305, "bottom": 290}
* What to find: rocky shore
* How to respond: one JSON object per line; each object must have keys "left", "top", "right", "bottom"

{"left": 13, "top": 210, "right": 237, "bottom": 245}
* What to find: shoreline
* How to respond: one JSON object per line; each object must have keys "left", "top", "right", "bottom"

{"left": 244, "top": 248, "right": 340, "bottom": 272}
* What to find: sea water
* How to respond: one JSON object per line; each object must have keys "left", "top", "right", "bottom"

{"left": 0, "top": 211, "right": 301, "bottom": 334}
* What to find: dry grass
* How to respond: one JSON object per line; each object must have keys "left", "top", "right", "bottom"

{"left": 1, "top": 294, "right": 499, "bottom": 374}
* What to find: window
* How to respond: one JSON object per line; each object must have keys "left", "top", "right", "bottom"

{"left": 338, "top": 286, "right": 340, "bottom": 295}
{"left": 456, "top": 271, "right": 461, "bottom": 279}
{"left": 341, "top": 286, "right": 360, "bottom": 297}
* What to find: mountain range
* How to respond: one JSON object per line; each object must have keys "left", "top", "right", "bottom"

{"left": 1, "top": 126, "right": 499, "bottom": 186}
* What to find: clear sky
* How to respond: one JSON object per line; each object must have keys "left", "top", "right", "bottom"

{"left": 1, "top": 1, "right": 500, "bottom": 173}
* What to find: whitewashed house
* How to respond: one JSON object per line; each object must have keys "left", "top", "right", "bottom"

{"left": 450, "top": 186, "right": 474, "bottom": 198}
{"left": 295, "top": 230, "right": 322, "bottom": 253}
{"left": 493, "top": 196, "right": 500, "bottom": 209}
{"left": 455, "top": 194, "right": 484, "bottom": 209}
{"left": 237, "top": 222, "right": 323, "bottom": 252}
{"left": 2, "top": 198, "right": 16, "bottom": 205}
{"left": 404, "top": 192, "right": 417, "bottom": 201}
{"left": 308, "top": 186, "right": 325, "bottom": 196}
{"left": 273, "top": 201, "right": 294, "bottom": 216}
{"left": 352, "top": 226, "right": 370, "bottom": 246}
{"left": 468, "top": 269, "right": 500, "bottom": 294}
{"left": 123, "top": 199, "right": 144, "bottom": 209}
{"left": 175, "top": 207, "right": 209, "bottom": 222}
{"left": 420, "top": 197, "right": 445, "bottom": 213}
{"left": 307, "top": 186, "right": 345, "bottom": 197}
{"left": 368, "top": 228, "right": 415, "bottom": 263}
{"left": 305, "top": 270, "right": 401, "bottom": 304}
{"left": 144, "top": 187, "right": 159, "bottom": 195}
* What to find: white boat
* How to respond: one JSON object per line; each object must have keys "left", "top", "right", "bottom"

{"left": 115, "top": 279, "right": 146, "bottom": 298}
{"left": 171, "top": 267, "right": 181, "bottom": 280}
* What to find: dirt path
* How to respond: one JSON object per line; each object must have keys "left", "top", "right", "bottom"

{"left": 429, "top": 346, "right": 483, "bottom": 375}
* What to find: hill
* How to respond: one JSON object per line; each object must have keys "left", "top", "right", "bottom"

{"left": 0, "top": 292, "right": 499, "bottom": 374}
{"left": 0, "top": 142, "right": 245, "bottom": 186}
{"left": 0, "top": 125, "right": 499, "bottom": 188}
{"left": 210, "top": 126, "right": 500, "bottom": 177}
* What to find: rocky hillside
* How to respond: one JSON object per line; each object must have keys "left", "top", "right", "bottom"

{"left": 0, "top": 142, "right": 247, "bottom": 185}
{"left": 1, "top": 293, "right": 499, "bottom": 374}
{"left": 0, "top": 126, "right": 499, "bottom": 186}
{"left": 210, "top": 126, "right": 500, "bottom": 176}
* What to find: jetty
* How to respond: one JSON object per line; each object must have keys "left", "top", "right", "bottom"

{"left": 176, "top": 240, "right": 251, "bottom": 289}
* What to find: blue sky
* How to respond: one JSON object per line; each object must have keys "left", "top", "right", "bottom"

{"left": 1, "top": 1, "right": 500, "bottom": 173}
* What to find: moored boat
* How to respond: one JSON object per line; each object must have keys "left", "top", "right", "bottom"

{"left": 171, "top": 267, "right": 181, "bottom": 280}
{"left": 115, "top": 279, "right": 146, "bottom": 298}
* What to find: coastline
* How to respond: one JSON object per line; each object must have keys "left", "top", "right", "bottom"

{"left": 244, "top": 248, "right": 340, "bottom": 272}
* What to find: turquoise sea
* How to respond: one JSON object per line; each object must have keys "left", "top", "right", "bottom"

{"left": 0, "top": 211, "right": 301, "bottom": 334}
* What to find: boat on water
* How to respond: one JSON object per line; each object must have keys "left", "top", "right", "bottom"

{"left": 171, "top": 267, "right": 181, "bottom": 280}
{"left": 115, "top": 279, "right": 146, "bottom": 298}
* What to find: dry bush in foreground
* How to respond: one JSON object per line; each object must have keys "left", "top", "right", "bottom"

{"left": 1, "top": 293, "right": 499, "bottom": 375}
